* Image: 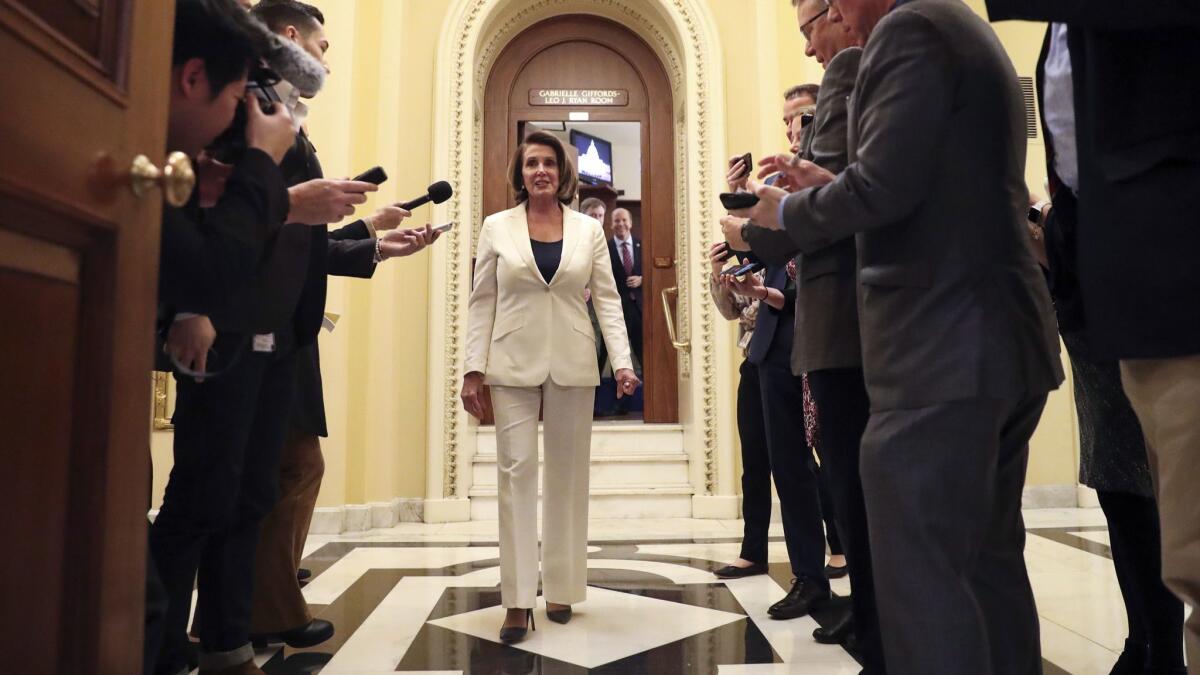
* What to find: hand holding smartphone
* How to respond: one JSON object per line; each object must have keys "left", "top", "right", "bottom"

{"left": 352, "top": 166, "right": 388, "bottom": 185}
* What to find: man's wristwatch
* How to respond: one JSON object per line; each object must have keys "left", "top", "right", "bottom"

{"left": 740, "top": 221, "right": 752, "bottom": 244}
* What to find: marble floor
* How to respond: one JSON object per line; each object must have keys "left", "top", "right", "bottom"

{"left": 236, "top": 508, "right": 1158, "bottom": 674}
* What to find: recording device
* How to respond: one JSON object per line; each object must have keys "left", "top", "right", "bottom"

{"left": 800, "top": 112, "right": 814, "bottom": 128}
{"left": 432, "top": 221, "right": 456, "bottom": 234}
{"left": 353, "top": 166, "right": 388, "bottom": 185}
{"left": 735, "top": 152, "right": 753, "bottom": 179}
{"left": 399, "top": 181, "right": 454, "bottom": 211}
{"left": 714, "top": 242, "right": 735, "bottom": 262}
{"left": 723, "top": 261, "right": 764, "bottom": 277}
{"left": 206, "top": 16, "right": 328, "bottom": 163}
{"left": 720, "top": 191, "right": 760, "bottom": 210}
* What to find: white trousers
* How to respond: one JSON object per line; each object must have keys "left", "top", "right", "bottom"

{"left": 491, "top": 378, "right": 595, "bottom": 608}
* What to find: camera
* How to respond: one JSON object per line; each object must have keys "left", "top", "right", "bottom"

{"left": 207, "top": 63, "right": 284, "bottom": 164}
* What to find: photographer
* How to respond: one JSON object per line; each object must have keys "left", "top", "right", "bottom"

{"left": 239, "top": 0, "right": 440, "bottom": 652}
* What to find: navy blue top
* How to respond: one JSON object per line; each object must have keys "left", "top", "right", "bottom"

{"left": 530, "top": 238, "right": 563, "bottom": 283}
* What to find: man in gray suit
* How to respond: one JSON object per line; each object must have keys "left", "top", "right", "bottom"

{"left": 734, "top": 0, "right": 1064, "bottom": 672}
{"left": 723, "top": 1, "right": 883, "bottom": 669}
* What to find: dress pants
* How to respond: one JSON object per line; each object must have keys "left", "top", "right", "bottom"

{"left": 491, "top": 378, "right": 596, "bottom": 608}
{"left": 756, "top": 354, "right": 830, "bottom": 591}
{"left": 1120, "top": 355, "right": 1200, "bottom": 672}
{"left": 861, "top": 394, "right": 1047, "bottom": 675}
{"left": 1097, "top": 490, "right": 1186, "bottom": 670}
{"left": 150, "top": 345, "right": 297, "bottom": 674}
{"left": 736, "top": 359, "right": 772, "bottom": 564}
{"left": 806, "top": 368, "right": 885, "bottom": 673}
{"left": 249, "top": 427, "right": 324, "bottom": 633}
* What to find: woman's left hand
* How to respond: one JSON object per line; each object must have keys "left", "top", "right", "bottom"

{"left": 615, "top": 368, "right": 641, "bottom": 399}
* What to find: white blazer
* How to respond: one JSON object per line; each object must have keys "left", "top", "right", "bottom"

{"left": 464, "top": 203, "right": 633, "bottom": 388}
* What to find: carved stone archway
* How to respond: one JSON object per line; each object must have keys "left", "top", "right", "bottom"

{"left": 423, "top": 0, "right": 738, "bottom": 522}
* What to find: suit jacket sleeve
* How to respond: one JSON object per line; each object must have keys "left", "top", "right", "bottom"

{"left": 744, "top": 225, "right": 800, "bottom": 265}
{"left": 781, "top": 10, "right": 956, "bottom": 251}
{"left": 589, "top": 224, "right": 634, "bottom": 372}
{"left": 984, "top": 0, "right": 1200, "bottom": 28}
{"left": 326, "top": 238, "right": 377, "bottom": 279}
{"left": 157, "top": 148, "right": 289, "bottom": 313}
{"left": 329, "top": 219, "right": 371, "bottom": 241}
{"left": 463, "top": 217, "right": 499, "bottom": 375}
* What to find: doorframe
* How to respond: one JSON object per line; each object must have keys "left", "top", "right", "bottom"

{"left": 424, "top": 0, "right": 738, "bottom": 522}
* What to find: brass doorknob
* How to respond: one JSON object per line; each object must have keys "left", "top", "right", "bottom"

{"left": 130, "top": 152, "right": 195, "bottom": 207}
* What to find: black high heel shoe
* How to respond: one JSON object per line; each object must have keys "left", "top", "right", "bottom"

{"left": 499, "top": 608, "right": 535, "bottom": 644}
{"left": 546, "top": 604, "right": 572, "bottom": 624}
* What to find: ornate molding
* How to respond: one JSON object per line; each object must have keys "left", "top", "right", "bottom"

{"left": 439, "top": 0, "right": 721, "bottom": 497}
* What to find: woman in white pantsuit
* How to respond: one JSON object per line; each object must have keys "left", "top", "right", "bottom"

{"left": 461, "top": 130, "right": 641, "bottom": 644}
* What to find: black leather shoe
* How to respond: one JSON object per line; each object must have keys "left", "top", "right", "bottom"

{"left": 1109, "top": 639, "right": 1146, "bottom": 675}
{"left": 823, "top": 563, "right": 848, "bottom": 579}
{"left": 251, "top": 618, "right": 334, "bottom": 648}
{"left": 714, "top": 562, "right": 769, "bottom": 579}
{"left": 499, "top": 609, "right": 535, "bottom": 644}
{"left": 546, "top": 605, "right": 572, "bottom": 624}
{"left": 813, "top": 606, "right": 854, "bottom": 645}
{"left": 297, "top": 567, "right": 312, "bottom": 582}
{"left": 768, "top": 578, "right": 830, "bottom": 620}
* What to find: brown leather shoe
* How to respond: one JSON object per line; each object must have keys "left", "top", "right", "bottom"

{"left": 198, "top": 659, "right": 265, "bottom": 675}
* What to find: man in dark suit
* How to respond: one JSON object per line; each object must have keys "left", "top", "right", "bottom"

{"left": 986, "top": 2, "right": 1200, "bottom": 667}
{"left": 243, "top": 0, "right": 436, "bottom": 650}
{"left": 607, "top": 207, "right": 644, "bottom": 371}
{"left": 737, "top": 0, "right": 1064, "bottom": 671}
{"left": 729, "top": 0, "right": 883, "bottom": 666}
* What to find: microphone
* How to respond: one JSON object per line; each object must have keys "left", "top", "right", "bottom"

{"left": 399, "top": 181, "right": 454, "bottom": 211}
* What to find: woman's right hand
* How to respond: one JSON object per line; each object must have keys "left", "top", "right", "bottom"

{"left": 726, "top": 155, "right": 749, "bottom": 192}
{"left": 709, "top": 242, "right": 730, "bottom": 277}
{"left": 461, "top": 371, "right": 487, "bottom": 419}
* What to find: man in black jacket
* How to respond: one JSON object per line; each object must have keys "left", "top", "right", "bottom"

{"left": 986, "top": 2, "right": 1200, "bottom": 668}
{"left": 150, "top": 2, "right": 299, "bottom": 674}
{"left": 241, "top": 0, "right": 436, "bottom": 650}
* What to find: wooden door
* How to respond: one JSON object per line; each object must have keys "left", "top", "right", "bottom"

{"left": 0, "top": 2, "right": 174, "bottom": 673}
{"left": 482, "top": 15, "right": 679, "bottom": 423}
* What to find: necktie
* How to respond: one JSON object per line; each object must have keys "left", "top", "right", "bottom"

{"left": 621, "top": 242, "right": 634, "bottom": 276}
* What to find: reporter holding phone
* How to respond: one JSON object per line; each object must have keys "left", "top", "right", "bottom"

{"left": 462, "top": 131, "right": 640, "bottom": 644}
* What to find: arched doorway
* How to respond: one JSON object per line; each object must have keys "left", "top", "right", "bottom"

{"left": 425, "top": 0, "right": 739, "bottom": 522}
{"left": 481, "top": 14, "right": 679, "bottom": 424}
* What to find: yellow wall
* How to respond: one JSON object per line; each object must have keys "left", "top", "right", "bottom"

{"left": 152, "top": 0, "right": 1078, "bottom": 512}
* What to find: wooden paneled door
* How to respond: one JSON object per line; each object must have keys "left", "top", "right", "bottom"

{"left": 0, "top": 1, "right": 174, "bottom": 673}
{"left": 482, "top": 14, "right": 679, "bottom": 423}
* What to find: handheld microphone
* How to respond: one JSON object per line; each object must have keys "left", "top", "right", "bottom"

{"left": 399, "top": 181, "right": 454, "bottom": 211}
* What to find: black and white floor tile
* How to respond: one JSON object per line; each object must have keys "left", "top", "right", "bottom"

{"left": 237, "top": 509, "right": 1140, "bottom": 674}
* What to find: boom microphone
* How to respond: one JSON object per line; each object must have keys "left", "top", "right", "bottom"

{"left": 399, "top": 181, "right": 454, "bottom": 211}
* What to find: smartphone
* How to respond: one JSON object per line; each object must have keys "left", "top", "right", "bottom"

{"left": 722, "top": 261, "right": 763, "bottom": 277}
{"left": 352, "top": 166, "right": 388, "bottom": 185}
{"left": 719, "top": 191, "right": 760, "bottom": 210}
{"left": 432, "top": 221, "right": 455, "bottom": 234}
{"left": 736, "top": 152, "right": 753, "bottom": 179}
{"left": 715, "top": 242, "right": 735, "bottom": 262}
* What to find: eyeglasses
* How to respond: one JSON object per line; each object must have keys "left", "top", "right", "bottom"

{"left": 799, "top": 6, "right": 829, "bottom": 41}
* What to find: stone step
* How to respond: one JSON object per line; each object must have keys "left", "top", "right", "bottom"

{"left": 468, "top": 484, "right": 695, "bottom": 520}
{"left": 471, "top": 452, "right": 690, "bottom": 489}
{"left": 474, "top": 422, "right": 685, "bottom": 457}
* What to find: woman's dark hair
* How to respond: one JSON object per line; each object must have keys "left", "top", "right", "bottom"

{"left": 173, "top": 0, "right": 269, "bottom": 97}
{"left": 509, "top": 130, "right": 579, "bottom": 205}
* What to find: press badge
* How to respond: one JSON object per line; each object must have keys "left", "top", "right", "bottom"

{"left": 252, "top": 333, "right": 277, "bottom": 353}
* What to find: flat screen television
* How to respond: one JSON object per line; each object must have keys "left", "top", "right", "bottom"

{"left": 570, "top": 129, "right": 614, "bottom": 186}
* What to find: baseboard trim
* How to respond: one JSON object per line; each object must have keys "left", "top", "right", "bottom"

{"left": 422, "top": 497, "right": 472, "bottom": 523}
{"left": 309, "top": 497, "right": 424, "bottom": 534}
{"left": 1021, "top": 484, "right": 1078, "bottom": 509}
{"left": 691, "top": 494, "right": 739, "bottom": 519}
